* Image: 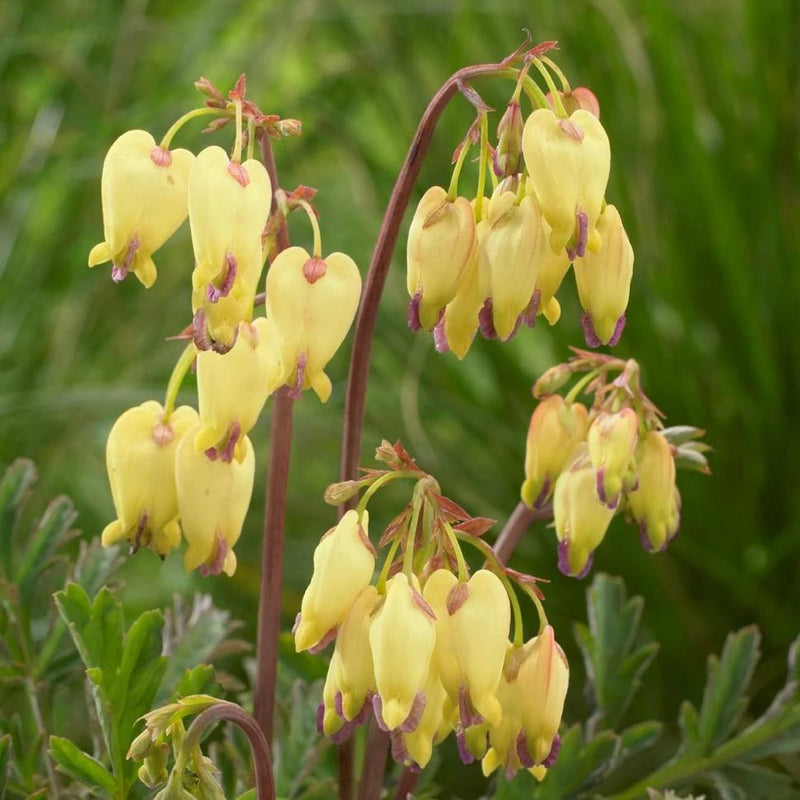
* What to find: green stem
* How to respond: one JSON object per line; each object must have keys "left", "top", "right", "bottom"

{"left": 530, "top": 58, "right": 568, "bottom": 117}
{"left": 540, "top": 56, "right": 571, "bottom": 94}
{"left": 296, "top": 200, "right": 323, "bottom": 259}
{"left": 496, "top": 67, "right": 549, "bottom": 110}
{"left": 455, "top": 532, "right": 524, "bottom": 647}
{"left": 443, "top": 522, "right": 469, "bottom": 582}
{"left": 160, "top": 107, "right": 229, "bottom": 149}
{"left": 564, "top": 367, "right": 602, "bottom": 405}
{"left": 376, "top": 538, "right": 401, "bottom": 594}
{"left": 446, "top": 134, "right": 473, "bottom": 201}
{"left": 402, "top": 489, "right": 424, "bottom": 578}
{"left": 162, "top": 344, "right": 196, "bottom": 422}
{"left": 356, "top": 471, "right": 420, "bottom": 518}
{"left": 247, "top": 116, "right": 256, "bottom": 161}
{"left": 519, "top": 583, "right": 548, "bottom": 634}
{"left": 475, "top": 112, "right": 489, "bottom": 222}
{"left": 232, "top": 99, "right": 244, "bottom": 162}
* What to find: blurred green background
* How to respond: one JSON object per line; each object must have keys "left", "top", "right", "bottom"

{"left": 1, "top": 0, "right": 798, "bottom": 794}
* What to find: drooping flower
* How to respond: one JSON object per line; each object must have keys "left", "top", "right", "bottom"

{"left": 189, "top": 146, "right": 272, "bottom": 348}
{"left": 628, "top": 431, "right": 681, "bottom": 552}
{"left": 102, "top": 400, "right": 198, "bottom": 556}
{"left": 482, "top": 645, "right": 525, "bottom": 778}
{"left": 522, "top": 395, "right": 589, "bottom": 509}
{"left": 266, "top": 246, "right": 362, "bottom": 402}
{"left": 175, "top": 426, "right": 255, "bottom": 576}
{"left": 522, "top": 108, "right": 610, "bottom": 257}
{"left": 517, "top": 626, "right": 569, "bottom": 767}
{"left": 397, "top": 661, "right": 449, "bottom": 768}
{"left": 477, "top": 190, "right": 544, "bottom": 341}
{"left": 573, "top": 204, "right": 633, "bottom": 347}
{"left": 553, "top": 445, "right": 616, "bottom": 578}
{"left": 294, "top": 510, "right": 375, "bottom": 652}
{"left": 195, "top": 318, "right": 284, "bottom": 461}
{"left": 369, "top": 573, "right": 436, "bottom": 732}
{"left": 407, "top": 186, "right": 477, "bottom": 331}
{"left": 587, "top": 408, "right": 639, "bottom": 508}
{"left": 88, "top": 130, "right": 194, "bottom": 287}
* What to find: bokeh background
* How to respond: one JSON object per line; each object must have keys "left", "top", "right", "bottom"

{"left": 1, "top": 0, "right": 798, "bottom": 795}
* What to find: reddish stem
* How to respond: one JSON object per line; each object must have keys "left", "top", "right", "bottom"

{"left": 185, "top": 704, "right": 275, "bottom": 800}
{"left": 493, "top": 501, "right": 552, "bottom": 563}
{"left": 337, "top": 58, "right": 519, "bottom": 800}
{"left": 392, "top": 766, "right": 420, "bottom": 800}
{"left": 253, "top": 131, "right": 294, "bottom": 746}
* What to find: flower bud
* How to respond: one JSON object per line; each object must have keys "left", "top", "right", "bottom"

{"left": 534, "top": 216, "right": 572, "bottom": 325}
{"left": 518, "top": 626, "right": 569, "bottom": 767}
{"left": 195, "top": 318, "right": 284, "bottom": 460}
{"left": 482, "top": 645, "right": 524, "bottom": 778}
{"left": 175, "top": 427, "right": 255, "bottom": 576}
{"left": 628, "top": 431, "right": 680, "bottom": 552}
{"left": 294, "top": 510, "right": 375, "bottom": 652}
{"left": 522, "top": 108, "right": 610, "bottom": 257}
{"left": 573, "top": 204, "right": 633, "bottom": 347}
{"left": 553, "top": 445, "right": 616, "bottom": 578}
{"left": 407, "top": 187, "right": 477, "bottom": 331}
{"left": 369, "top": 573, "right": 436, "bottom": 731}
{"left": 496, "top": 102, "right": 524, "bottom": 176}
{"left": 522, "top": 395, "right": 589, "bottom": 509}
{"left": 335, "top": 585, "right": 381, "bottom": 721}
{"left": 102, "top": 401, "right": 198, "bottom": 557}
{"left": 478, "top": 191, "right": 544, "bottom": 341}
{"left": 320, "top": 650, "right": 346, "bottom": 738}
{"left": 448, "top": 570, "right": 510, "bottom": 727}
{"left": 88, "top": 130, "right": 194, "bottom": 287}
{"left": 587, "top": 408, "right": 639, "bottom": 508}
{"left": 266, "top": 246, "right": 361, "bottom": 402}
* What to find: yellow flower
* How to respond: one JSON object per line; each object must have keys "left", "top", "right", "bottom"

{"left": 517, "top": 626, "right": 569, "bottom": 767}
{"left": 407, "top": 187, "right": 477, "bottom": 331}
{"left": 587, "top": 408, "right": 639, "bottom": 508}
{"left": 174, "top": 426, "right": 255, "bottom": 576}
{"left": 448, "top": 570, "right": 510, "bottom": 727}
{"left": 522, "top": 395, "right": 589, "bottom": 509}
{"left": 422, "top": 569, "right": 462, "bottom": 699}
{"left": 628, "top": 431, "right": 681, "bottom": 552}
{"left": 320, "top": 650, "right": 346, "bottom": 738}
{"left": 294, "top": 510, "right": 375, "bottom": 652}
{"left": 477, "top": 190, "right": 544, "bottom": 341}
{"left": 573, "top": 204, "right": 633, "bottom": 347}
{"left": 334, "top": 585, "right": 380, "bottom": 722}
{"left": 266, "top": 246, "right": 362, "bottom": 402}
{"left": 195, "top": 318, "right": 284, "bottom": 461}
{"left": 88, "top": 130, "right": 194, "bottom": 288}
{"left": 522, "top": 108, "right": 610, "bottom": 257}
{"left": 553, "top": 445, "right": 615, "bottom": 578}
{"left": 482, "top": 645, "right": 525, "bottom": 778}
{"left": 399, "top": 662, "right": 449, "bottom": 768}
{"left": 189, "top": 146, "right": 272, "bottom": 349}
{"left": 369, "top": 573, "right": 436, "bottom": 731}
{"left": 102, "top": 401, "right": 198, "bottom": 557}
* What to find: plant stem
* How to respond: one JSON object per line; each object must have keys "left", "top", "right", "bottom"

{"left": 336, "top": 58, "right": 545, "bottom": 800}
{"left": 162, "top": 343, "right": 195, "bottom": 422}
{"left": 253, "top": 131, "right": 293, "bottom": 749}
{"left": 392, "top": 765, "right": 419, "bottom": 799}
{"left": 492, "top": 501, "right": 552, "bottom": 564}
{"left": 160, "top": 107, "right": 228, "bottom": 149}
{"left": 184, "top": 704, "right": 276, "bottom": 800}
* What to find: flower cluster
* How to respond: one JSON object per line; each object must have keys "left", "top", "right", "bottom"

{"left": 522, "top": 351, "right": 710, "bottom": 578}
{"left": 406, "top": 53, "right": 633, "bottom": 358}
{"left": 91, "top": 77, "right": 362, "bottom": 574}
{"left": 296, "top": 441, "right": 568, "bottom": 779}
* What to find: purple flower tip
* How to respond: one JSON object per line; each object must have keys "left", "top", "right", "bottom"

{"left": 543, "top": 734, "right": 561, "bottom": 768}
{"left": 455, "top": 728, "right": 475, "bottom": 765}
{"left": 638, "top": 522, "right": 653, "bottom": 553}
{"left": 516, "top": 732, "right": 535, "bottom": 769}
{"left": 407, "top": 293, "right": 422, "bottom": 331}
{"left": 581, "top": 313, "right": 602, "bottom": 348}
{"left": 316, "top": 702, "right": 325, "bottom": 734}
{"left": 607, "top": 314, "right": 627, "bottom": 347}
{"left": 433, "top": 317, "right": 450, "bottom": 353}
{"left": 557, "top": 539, "right": 593, "bottom": 579}
{"left": 479, "top": 299, "right": 498, "bottom": 339}
{"left": 574, "top": 209, "right": 588, "bottom": 258}
{"left": 372, "top": 694, "right": 389, "bottom": 732}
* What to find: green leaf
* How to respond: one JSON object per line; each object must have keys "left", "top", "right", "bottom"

{"left": 0, "top": 459, "right": 37, "bottom": 577}
{"left": 619, "top": 721, "right": 663, "bottom": 759}
{"left": 720, "top": 633, "right": 800, "bottom": 761}
{"left": 48, "top": 736, "right": 117, "bottom": 795}
{"left": 695, "top": 627, "right": 760, "bottom": 751}
{"left": 175, "top": 664, "right": 218, "bottom": 698}
{"left": 17, "top": 495, "right": 77, "bottom": 601}
{"left": 710, "top": 763, "right": 800, "bottom": 800}
{"left": 574, "top": 573, "right": 659, "bottom": 732}
{"left": 0, "top": 734, "right": 11, "bottom": 800}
